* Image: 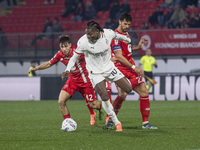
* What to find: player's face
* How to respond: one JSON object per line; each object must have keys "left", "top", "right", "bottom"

{"left": 119, "top": 19, "right": 131, "bottom": 33}
{"left": 59, "top": 42, "right": 71, "bottom": 56}
{"left": 86, "top": 28, "right": 100, "bottom": 43}
{"left": 146, "top": 49, "right": 152, "bottom": 56}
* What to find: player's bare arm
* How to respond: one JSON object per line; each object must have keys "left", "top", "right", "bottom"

{"left": 132, "top": 38, "right": 148, "bottom": 51}
{"left": 62, "top": 52, "right": 81, "bottom": 81}
{"left": 28, "top": 61, "right": 53, "bottom": 74}
{"left": 114, "top": 49, "right": 144, "bottom": 77}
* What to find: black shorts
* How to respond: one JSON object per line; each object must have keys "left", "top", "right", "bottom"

{"left": 144, "top": 71, "right": 153, "bottom": 82}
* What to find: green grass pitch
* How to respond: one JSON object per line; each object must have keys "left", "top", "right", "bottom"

{"left": 0, "top": 100, "right": 200, "bottom": 150}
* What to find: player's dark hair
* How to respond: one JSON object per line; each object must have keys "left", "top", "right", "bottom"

{"left": 86, "top": 21, "right": 104, "bottom": 32}
{"left": 59, "top": 35, "right": 71, "bottom": 44}
{"left": 119, "top": 13, "right": 132, "bottom": 22}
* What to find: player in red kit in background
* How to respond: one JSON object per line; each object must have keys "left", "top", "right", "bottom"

{"left": 107, "top": 13, "right": 158, "bottom": 129}
{"left": 28, "top": 35, "right": 102, "bottom": 126}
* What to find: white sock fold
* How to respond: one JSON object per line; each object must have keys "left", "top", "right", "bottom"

{"left": 102, "top": 100, "right": 121, "bottom": 125}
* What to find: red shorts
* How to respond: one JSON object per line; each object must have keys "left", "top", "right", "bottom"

{"left": 120, "top": 69, "right": 144, "bottom": 89}
{"left": 61, "top": 78, "right": 96, "bottom": 102}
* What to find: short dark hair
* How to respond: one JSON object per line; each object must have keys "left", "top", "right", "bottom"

{"left": 59, "top": 35, "right": 71, "bottom": 44}
{"left": 119, "top": 13, "right": 132, "bottom": 22}
{"left": 86, "top": 21, "right": 104, "bottom": 32}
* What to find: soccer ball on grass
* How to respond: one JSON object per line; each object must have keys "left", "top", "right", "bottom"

{"left": 61, "top": 118, "right": 77, "bottom": 132}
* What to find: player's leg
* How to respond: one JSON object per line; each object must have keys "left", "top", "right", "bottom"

{"left": 80, "top": 86, "right": 102, "bottom": 125}
{"left": 114, "top": 77, "right": 132, "bottom": 94}
{"left": 58, "top": 90, "right": 71, "bottom": 120}
{"left": 113, "top": 87, "right": 127, "bottom": 115}
{"left": 134, "top": 83, "right": 158, "bottom": 129}
{"left": 95, "top": 80, "right": 122, "bottom": 131}
{"left": 105, "top": 80, "right": 112, "bottom": 124}
{"left": 106, "top": 87, "right": 127, "bottom": 129}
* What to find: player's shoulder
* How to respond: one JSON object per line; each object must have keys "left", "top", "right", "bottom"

{"left": 77, "top": 34, "right": 87, "bottom": 46}
{"left": 71, "top": 46, "right": 77, "bottom": 51}
{"left": 103, "top": 28, "right": 114, "bottom": 35}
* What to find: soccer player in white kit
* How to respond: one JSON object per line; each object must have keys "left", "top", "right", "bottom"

{"left": 62, "top": 21, "right": 140, "bottom": 131}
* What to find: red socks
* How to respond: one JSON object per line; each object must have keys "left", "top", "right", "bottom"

{"left": 63, "top": 114, "right": 70, "bottom": 120}
{"left": 113, "top": 95, "right": 125, "bottom": 115}
{"left": 140, "top": 96, "right": 150, "bottom": 122}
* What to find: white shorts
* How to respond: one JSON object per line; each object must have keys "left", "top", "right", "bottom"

{"left": 88, "top": 66, "right": 124, "bottom": 88}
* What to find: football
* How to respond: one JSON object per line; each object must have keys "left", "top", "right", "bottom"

{"left": 61, "top": 118, "right": 77, "bottom": 132}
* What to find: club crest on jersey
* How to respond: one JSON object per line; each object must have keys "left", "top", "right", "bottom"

{"left": 64, "top": 57, "right": 70, "bottom": 59}
{"left": 115, "top": 40, "right": 118, "bottom": 45}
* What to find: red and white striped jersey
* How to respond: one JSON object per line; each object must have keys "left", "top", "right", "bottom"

{"left": 50, "top": 46, "right": 90, "bottom": 84}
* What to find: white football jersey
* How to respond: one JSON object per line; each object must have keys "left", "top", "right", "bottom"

{"left": 65, "top": 29, "right": 131, "bottom": 74}
{"left": 76, "top": 29, "right": 115, "bottom": 74}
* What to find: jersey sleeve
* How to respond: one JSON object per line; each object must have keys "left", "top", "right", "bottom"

{"left": 111, "top": 39, "right": 122, "bottom": 51}
{"left": 76, "top": 37, "right": 86, "bottom": 54}
{"left": 50, "top": 52, "right": 60, "bottom": 64}
{"left": 152, "top": 57, "right": 156, "bottom": 64}
{"left": 103, "top": 29, "right": 116, "bottom": 39}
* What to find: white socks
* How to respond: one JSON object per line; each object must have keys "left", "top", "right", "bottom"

{"left": 102, "top": 100, "right": 121, "bottom": 125}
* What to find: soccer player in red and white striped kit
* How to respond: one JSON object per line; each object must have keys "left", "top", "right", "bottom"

{"left": 28, "top": 35, "right": 102, "bottom": 126}
{"left": 107, "top": 13, "right": 158, "bottom": 129}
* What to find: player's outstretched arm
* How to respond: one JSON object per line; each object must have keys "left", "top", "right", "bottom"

{"left": 28, "top": 61, "right": 53, "bottom": 74}
{"left": 114, "top": 32, "right": 131, "bottom": 44}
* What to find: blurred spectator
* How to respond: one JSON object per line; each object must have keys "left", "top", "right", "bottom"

{"left": 148, "top": 6, "right": 164, "bottom": 27}
{"left": 104, "top": 17, "right": 118, "bottom": 30}
{"left": 180, "top": 0, "right": 198, "bottom": 9}
{"left": 120, "top": 0, "right": 131, "bottom": 14}
{"left": 72, "top": 2, "right": 85, "bottom": 22}
{"left": 0, "top": 27, "right": 8, "bottom": 49}
{"left": 160, "top": 0, "right": 174, "bottom": 9}
{"left": 198, "top": 0, "right": 200, "bottom": 12}
{"left": 185, "top": 4, "right": 199, "bottom": 16}
{"left": 140, "top": 22, "right": 149, "bottom": 30}
{"left": 167, "top": 4, "right": 186, "bottom": 28}
{"left": 189, "top": 14, "right": 200, "bottom": 28}
{"left": 109, "top": 0, "right": 121, "bottom": 20}
{"left": 164, "top": 6, "right": 174, "bottom": 26}
{"left": 42, "top": 17, "right": 53, "bottom": 33}
{"left": 6, "top": 0, "right": 17, "bottom": 7}
{"left": 61, "top": 0, "right": 76, "bottom": 18}
{"left": 27, "top": 17, "right": 53, "bottom": 46}
{"left": 83, "top": 1, "right": 96, "bottom": 21}
{"left": 44, "top": 0, "right": 56, "bottom": 4}
{"left": 52, "top": 17, "right": 62, "bottom": 36}
{"left": 93, "top": 0, "right": 111, "bottom": 12}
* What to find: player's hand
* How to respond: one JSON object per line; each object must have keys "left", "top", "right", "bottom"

{"left": 138, "top": 38, "right": 148, "bottom": 48}
{"left": 28, "top": 68, "right": 37, "bottom": 74}
{"left": 110, "top": 56, "right": 117, "bottom": 63}
{"left": 134, "top": 67, "right": 144, "bottom": 77}
{"left": 61, "top": 71, "right": 69, "bottom": 81}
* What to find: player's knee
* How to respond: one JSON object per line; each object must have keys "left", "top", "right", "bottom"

{"left": 101, "top": 94, "right": 110, "bottom": 101}
{"left": 119, "top": 91, "right": 128, "bottom": 98}
{"left": 58, "top": 98, "right": 67, "bottom": 106}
